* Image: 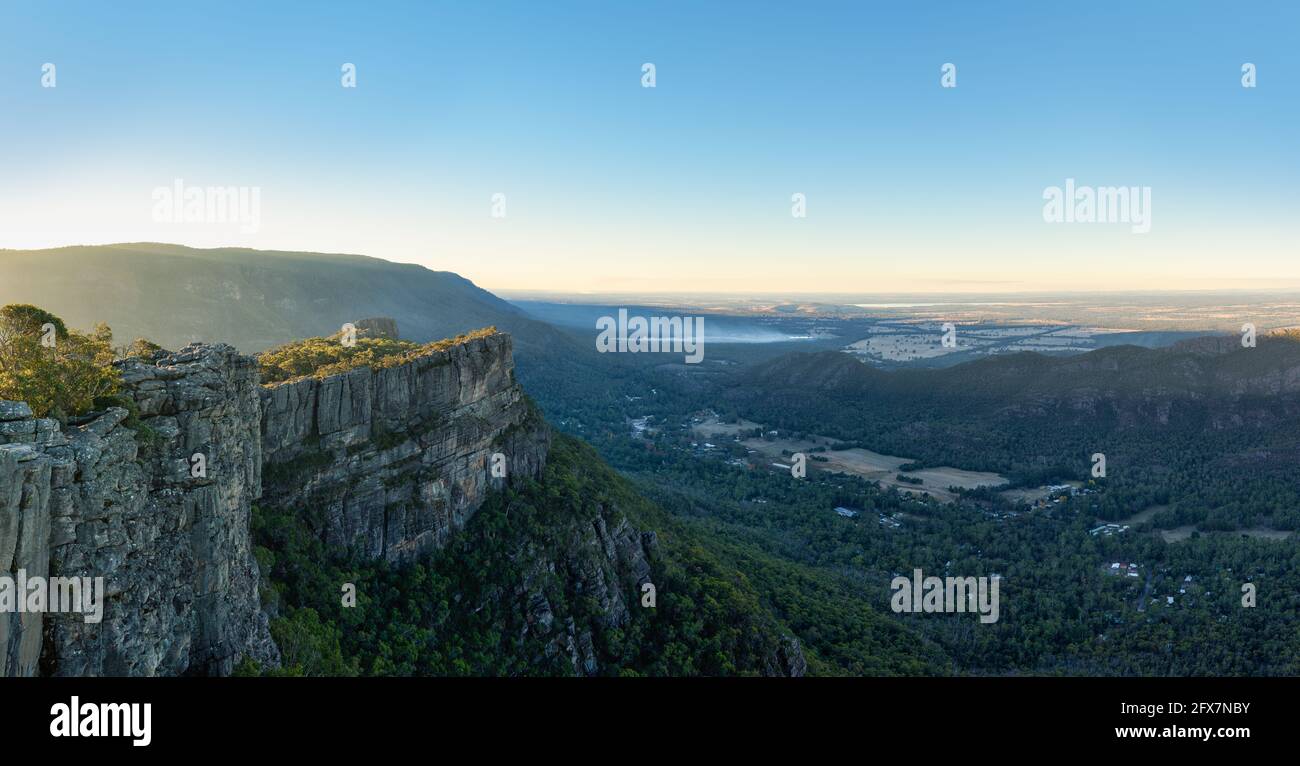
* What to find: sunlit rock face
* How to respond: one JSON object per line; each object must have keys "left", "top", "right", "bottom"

{"left": 259, "top": 331, "right": 549, "bottom": 563}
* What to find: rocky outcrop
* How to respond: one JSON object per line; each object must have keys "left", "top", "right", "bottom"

{"left": 1, "top": 345, "right": 278, "bottom": 677}
{"left": 2, "top": 329, "right": 549, "bottom": 676}
{"left": 353, "top": 317, "right": 400, "bottom": 341}
{"left": 774, "top": 635, "right": 809, "bottom": 678}
{"left": 3, "top": 327, "right": 807, "bottom": 677}
{"left": 259, "top": 332, "right": 549, "bottom": 563}
{"left": 520, "top": 506, "right": 657, "bottom": 676}
{"left": 439, "top": 432, "right": 808, "bottom": 678}
{"left": 2, "top": 331, "right": 550, "bottom": 675}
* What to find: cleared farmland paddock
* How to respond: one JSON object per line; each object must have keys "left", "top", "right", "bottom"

{"left": 694, "top": 416, "right": 1007, "bottom": 502}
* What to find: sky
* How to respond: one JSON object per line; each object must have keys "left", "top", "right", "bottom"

{"left": 0, "top": 1, "right": 1297, "bottom": 294}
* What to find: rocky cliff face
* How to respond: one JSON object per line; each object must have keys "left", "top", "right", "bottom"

{"left": 534, "top": 514, "right": 805, "bottom": 678}
{"left": 1, "top": 330, "right": 548, "bottom": 676}
{"left": 432, "top": 433, "right": 810, "bottom": 678}
{"left": 2, "top": 346, "right": 278, "bottom": 677}
{"left": 3, "top": 328, "right": 806, "bottom": 677}
{"left": 0, "top": 411, "right": 53, "bottom": 677}
{"left": 519, "top": 503, "right": 657, "bottom": 675}
{"left": 259, "top": 331, "right": 549, "bottom": 563}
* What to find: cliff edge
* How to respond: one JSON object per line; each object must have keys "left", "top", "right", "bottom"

{"left": 1, "top": 330, "right": 548, "bottom": 676}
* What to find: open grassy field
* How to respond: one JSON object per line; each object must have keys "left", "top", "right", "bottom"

{"left": 693, "top": 416, "right": 1007, "bottom": 501}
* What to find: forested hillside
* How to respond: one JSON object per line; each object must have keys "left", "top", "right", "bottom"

{"left": 248, "top": 435, "right": 822, "bottom": 676}
{"left": 0, "top": 243, "right": 569, "bottom": 354}
{"left": 520, "top": 332, "right": 1300, "bottom": 676}
{"left": 718, "top": 335, "right": 1300, "bottom": 530}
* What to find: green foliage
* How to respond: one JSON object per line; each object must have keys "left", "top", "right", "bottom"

{"left": 252, "top": 434, "right": 805, "bottom": 676}
{"left": 258, "top": 326, "right": 497, "bottom": 384}
{"left": 270, "top": 608, "right": 358, "bottom": 676}
{"left": 122, "top": 337, "right": 163, "bottom": 359}
{"left": 515, "top": 336, "right": 1300, "bottom": 676}
{"left": 0, "top": 303, "right": 68, "bottom": 339}
{"left": 0, "top": 304, "right": 120, "bottom": 419}
{"left": 719, "top": 342, "right": 1300, "bottom": 531}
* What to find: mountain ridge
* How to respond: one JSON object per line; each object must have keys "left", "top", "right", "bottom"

{"left": 740, "top": 332, "right": 1300, "bottom": 403}
{"left": 0, "top": 243, "right": 545, "bottom": 353}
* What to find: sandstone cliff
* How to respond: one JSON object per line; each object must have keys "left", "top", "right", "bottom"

{"left": 1, "top": 330, "right": 548, "bottom": 675}
{"left": 259, "top": 331, "right": 549, "bottom": 563}
{"left": 2, "top": 346, "right": 277, "bottom": 676}
{"left": 3, "top": 328, "right": 807, "bottom": 677}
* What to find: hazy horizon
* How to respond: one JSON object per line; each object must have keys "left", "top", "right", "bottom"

{"left": 9, "top": 241, "right": 1300, "bottom": 299}
{"left": 10, "top": 241, "right": 1300, "bottom": 299}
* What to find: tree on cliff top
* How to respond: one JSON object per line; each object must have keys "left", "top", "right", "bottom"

{"left": 0, "top": 303, "right": 120, "bottom": 420}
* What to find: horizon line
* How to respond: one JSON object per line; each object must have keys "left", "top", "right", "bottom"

{"left": 9, "top": 241, "right": 1300, "bottom": 297}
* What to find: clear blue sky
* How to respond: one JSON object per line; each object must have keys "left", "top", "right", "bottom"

{"left": 1, "top": 1, "right": 1296, "bottom": 292}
